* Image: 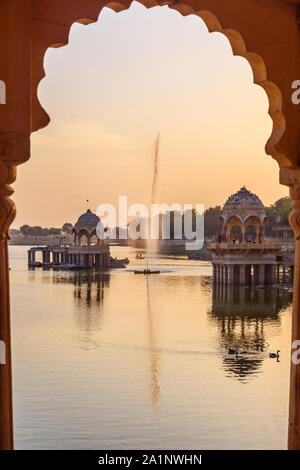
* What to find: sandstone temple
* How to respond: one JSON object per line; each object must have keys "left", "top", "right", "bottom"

{"left": 28, "top": 209, "right": 111, "bottom": 269}
{"left": 208, "top": 187, "right": 282, "bottom": 285}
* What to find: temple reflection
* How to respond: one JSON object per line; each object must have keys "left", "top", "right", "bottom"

{"left": 53, "top": 270, "right": 110, "bottom": 348}
{"left": 71, "top": 271, "right": 109, "bottom": 308}
{"left": 209, "top": 284, "right": 292, "bottom": 382}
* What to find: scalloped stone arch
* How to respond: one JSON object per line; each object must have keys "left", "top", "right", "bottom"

{"left": 227, "top": 215, "right": 243, "bottom": 225}
{"left": 31, "top": 0, "right": 289, "bottom": 167}
{"left": 75, "top": 229, "right": 90, "bottom": 245}
{"left": 244, "top": 214, "right": 267, "bottom": 225}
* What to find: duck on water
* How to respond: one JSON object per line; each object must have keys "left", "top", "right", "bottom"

{"left": 269, "top": 350, "right": 280, "bottom": 359}
{"left": 228, "top": 347, "right": 238, "bottom": 356}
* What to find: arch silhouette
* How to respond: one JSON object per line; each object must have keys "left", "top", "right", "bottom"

{"left": 31, "top": 1, "right": 289, "bottom": 167}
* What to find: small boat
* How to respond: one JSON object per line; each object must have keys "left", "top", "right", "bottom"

{"left": 188, "top": 253, "right": 202, "bottom": 260}
{"left": 135, "top": 253, "right": 145, "bottom": 260}
{"left": 269, "top": 350, "right": 280, "bottom": 358}
{"left": 59, "top": 263, "right": 79, "bottom": 270}
{"left": 29, "top": 261, "right": 42, "bottom": 267}
{"left": 73, "top": 265, "right": 85, "bottom": 270}
{"left": 110, "top": 257, "right": 128, "bottom": 268}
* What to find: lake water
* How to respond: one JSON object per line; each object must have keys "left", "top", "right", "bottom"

{"left": 9, "top": 245, "right": 292, "bottom": 449}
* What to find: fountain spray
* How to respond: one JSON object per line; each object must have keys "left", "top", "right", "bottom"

{"left": 135, "top": 134, "right": 161, "bottom": 275}
{"left": 147, "top": 133, "right": 160, "bottom": 271}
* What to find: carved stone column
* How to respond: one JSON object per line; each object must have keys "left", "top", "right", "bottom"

{"left": 281, "top": 168, "right": 300, "bottom": 449}
{"left": 227, "top": 265, "right": 234, "bottom": 285}
{"left": 258, "top": 264, "right": 265, "bottom": 285}
{"left": 0, "top": 160, "right": 16, "bottom": 450}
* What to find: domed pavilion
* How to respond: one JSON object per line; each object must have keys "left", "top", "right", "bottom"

{"left": 73, "top": 209, "right": 102, "bottom": 247}
{"left": 208, "top": 187, "right": 281, "bottom": 285}
{"left": 28, "top": 209, "right": 111, "bottom": 268}
{"left": 220, "top": 187, "right": 268, "bottom": 243}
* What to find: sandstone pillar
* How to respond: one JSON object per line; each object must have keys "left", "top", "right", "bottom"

{"left": 281, "top": 169, "right": 300, "bottom": 449}
{"left": 253, "top": 265, "right": 259, "bottom": 285}
{"left": 0, "top": 162, "right": 16, "bottom": 450}
{"left": 283, "top": 265, "right": 286, "bottom": 283}
{"left": 227, "top": 265, "right": 234, "bottom": 285}
{"left": 261, "top": 224, "right": 265, "bottom": 243}
{"left": 258, "top": 265, "right": 265, "bottom": 285}
{"left": 270, "top": 264, "right": 277, "bottom": 285}
{"left": 239, "top": 264, "right": 246, "bottom": 285}
{"left": 213, "top": 264, "right": 216, "bottom": 283}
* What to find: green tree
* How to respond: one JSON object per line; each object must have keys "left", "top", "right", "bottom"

{"left": 20, "top": 224, "right": 31, "bottom": 237}
{"left": 204, "top": 206, "right": 222, "bottom": 238}
{"left": 62, "top": 223, "right": 73, "bottom": 234}
{"left": 265, "top": 196, "right": 291, "bottom": 235}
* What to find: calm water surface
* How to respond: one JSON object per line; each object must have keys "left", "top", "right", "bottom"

{"left": 9, "top": 245, "right": 292, "bottom": 449}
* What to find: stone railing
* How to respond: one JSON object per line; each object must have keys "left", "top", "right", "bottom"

{"left": 47, "top": 244, "right": 108, "bottom": 252}
{"left": 208, "top": 242, "right": 282, "bottom": 250}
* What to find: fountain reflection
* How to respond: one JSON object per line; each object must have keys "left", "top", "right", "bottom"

{"left": 209, "top": 285, "right": 292, "bottom": 382}
{"left": 146, "top": 277, "right": 161, "bottom": 407}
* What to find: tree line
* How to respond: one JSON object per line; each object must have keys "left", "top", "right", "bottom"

{"left": 12, "top": 196, "right": 292, "bottom": 240}
{"left": 13, "top": 223, "right": 73, "bottom": 238}
{"left": 158, "top": 196, "right": 292, "bottom": 239}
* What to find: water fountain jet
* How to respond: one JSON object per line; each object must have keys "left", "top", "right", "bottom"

{"left": 134, "top": 134, "right": 161, "bottom": 275}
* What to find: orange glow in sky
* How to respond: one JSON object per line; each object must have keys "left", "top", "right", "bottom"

{"left": 13, "top": 3, "right": 288, "bottom": 228}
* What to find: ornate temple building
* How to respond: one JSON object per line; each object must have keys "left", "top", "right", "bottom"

{"left": 208, "top": 187, "right": 281, "bottom": 285}
{"left": 28, "top": 209, "right": 111, "bottom": 268}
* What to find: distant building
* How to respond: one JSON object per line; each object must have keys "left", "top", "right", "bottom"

{"left": 208, "top": 187, "right": 281, "bottom": 285}
{"left": 275, "top": 225, "right": 294, "bottom": 242}
{"left": 28, "top": 209, "right": 110, "bottom": 268}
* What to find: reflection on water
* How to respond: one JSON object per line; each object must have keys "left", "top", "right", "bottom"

{"left": 209, "top": 285, "right": 292, "bottom": 382}
{"left": 146, "top": 277, "right": 161, "bottom": 407}
{"left": 9, "top": 246, "right": 293, "bottom": 449}
{"left": 40, "top": 269, "right": 162, "bottom": 406}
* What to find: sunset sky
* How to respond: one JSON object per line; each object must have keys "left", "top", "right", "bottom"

{"left": 13, "top": 2, "right": 288, "bottom": 228}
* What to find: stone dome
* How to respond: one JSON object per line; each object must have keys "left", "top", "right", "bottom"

{"left": 74, "top": 209, "right": 100, "bottom": 235}
{"left": 223, "top": 187, "right": 264, "bottom": 212}
{"left": 219, "top": 187, "right": 268, "bottom": 243}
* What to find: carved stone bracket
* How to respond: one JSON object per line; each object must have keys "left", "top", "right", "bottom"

{"left": 0, "top": 131, "right": 30, "bottom": 163}
{"left": 0, "top": 161, "right": 17, "bottom": 240}
{"left": 0, "top": 130, "right": 29, "bottom": 240}
{"left": 280, "top": 167, "right": 300, "bottom": 239}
